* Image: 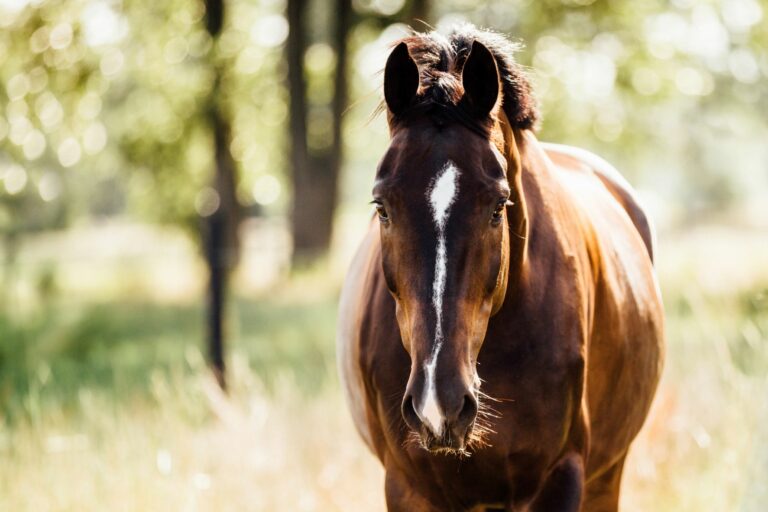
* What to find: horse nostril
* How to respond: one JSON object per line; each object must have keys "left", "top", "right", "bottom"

{"left": 456, "top": 393, "right": 478, "bottom": 428}
{"left": 401, "top": 394, "right": 422, "bottom": 431}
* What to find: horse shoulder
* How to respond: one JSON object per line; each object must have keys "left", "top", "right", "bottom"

{"left": 540, "top": 142, "right": 656, "bottom": 263}
{"left": 540, "top": 142, "right": 662, "bottom": 330}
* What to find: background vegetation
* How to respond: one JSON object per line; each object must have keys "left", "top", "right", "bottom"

{"left": 1, "top": 0, "right": 767, "bottom": 510}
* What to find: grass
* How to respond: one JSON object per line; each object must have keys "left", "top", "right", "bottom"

{"left": 0, "top": 224, "right": 767, "bottom": 510}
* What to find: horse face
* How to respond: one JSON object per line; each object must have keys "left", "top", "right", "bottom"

{"left": 374, "top": 41, "right": 509, "bottom": 453}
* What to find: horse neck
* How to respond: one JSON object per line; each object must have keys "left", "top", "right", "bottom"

{"left": 496, "top": 111, "right": 531, "bottom": 293}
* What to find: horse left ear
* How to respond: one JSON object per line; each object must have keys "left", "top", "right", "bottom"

{"left": 461, "top": 41, "right": 500, "bottom": 118}
{"left": 384, "top": 42, "right": 419, "bottom": 117}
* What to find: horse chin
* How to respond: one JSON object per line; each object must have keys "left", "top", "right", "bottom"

{"left": 419, "top": 427, "right": 474, "bottom": 457}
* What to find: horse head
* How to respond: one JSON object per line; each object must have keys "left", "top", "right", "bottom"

{"left": 373, "top": 39, "right": 524, "bottom": 453}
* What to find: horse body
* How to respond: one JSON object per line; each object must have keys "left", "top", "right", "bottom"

{"left": 337, "top": 27, "right": 663, "bottom": 512}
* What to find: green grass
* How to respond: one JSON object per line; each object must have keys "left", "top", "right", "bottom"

{"left": 0, "top": 226, "right": 767, "bottom": 510}
{"left": 0, "top": 290, "right": 339, "bottom": 423}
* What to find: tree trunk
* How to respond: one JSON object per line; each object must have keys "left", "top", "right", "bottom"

{"left": 203, "top": 0, "right": 241, "bottom": 389}
{"left": 327, "top": 0, "right": 351, "bottom": 246}
{"left": 287, "top": 0, "right": 312, "bottom": 264}
{"left": 287, "top": 0, "right": 351, "bottom": 266}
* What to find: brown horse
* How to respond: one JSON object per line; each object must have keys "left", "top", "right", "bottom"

{"left": 337, "top": 26, "right": 664, "bottom": 512}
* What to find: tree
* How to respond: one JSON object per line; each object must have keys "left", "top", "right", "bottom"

{"left": 0, "top": 2, "right": 103, "bottom": 300}
{"left": 201, "top": 0, "right": 242, "bottom": 388}
{"left": 287, "top": 0, "right": 430, "bottom": 267}
{"left": 287, "top": 0, "right": 351, "bottom": 266}
{"left": 116, "top": 0, "right": 244, "bottom": 388}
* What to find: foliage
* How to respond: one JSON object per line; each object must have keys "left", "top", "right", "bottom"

{"left": 0, "top": 1, "right": 103, "bottom": 242}
{"left": 2, "top": 1, "right": 766, "bottom": 239}
{"left": 433, "top": 0, "right": 768, "bottom": 218}
{"left": 0, "top": 0, "right": 289, "bottom": 242}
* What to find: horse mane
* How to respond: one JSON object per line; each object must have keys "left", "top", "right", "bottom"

{"left": 383, "top": 24, "right": 540, "bottom": 134}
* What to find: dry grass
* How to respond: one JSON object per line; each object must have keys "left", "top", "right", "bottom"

{"left": 0, "top": 359, "right": 385, "bottom": 511}
{"left": 3, "top": 353, "right": 763, "bottom": 511}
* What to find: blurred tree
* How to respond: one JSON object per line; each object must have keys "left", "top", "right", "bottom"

{"left": 202, "top": 0, "right": 242, "bottom": 388}
{"left": 0, "top": 2, "right": 102, "bottom": 296}
{"left": 287, "top": 0, "right": 351, "bottom": 266}
{"left": 111, "top": 0, "right": 243, "bottom": 387}
{"left": 287, "top": 0, "right": 431, "bottom": 266}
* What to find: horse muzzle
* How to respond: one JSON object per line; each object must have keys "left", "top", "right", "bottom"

{"left": 401, "top": 383, "right": 479, "bottom": 453}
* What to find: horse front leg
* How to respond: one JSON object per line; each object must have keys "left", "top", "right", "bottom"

{"left": 581, "top": 453, "right": 627, "bottom": 512}
{"left": 385, "top": 466, "right": 442, "bottom": 512}
{"left": 513, "top": 453, "right": 584, "bottom": 512}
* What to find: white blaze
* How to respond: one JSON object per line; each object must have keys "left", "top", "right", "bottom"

{"left": 419, "top": 161, "right": 459, "bottom": 436}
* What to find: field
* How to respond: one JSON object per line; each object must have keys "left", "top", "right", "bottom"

{"left": 1, "top": 222, "right": 767, "bottom": 511}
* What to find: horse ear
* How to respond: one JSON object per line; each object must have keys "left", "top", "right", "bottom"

{"left": 462, "top": 41, "right": 500, "bottom": 118}
{"left": 384, "top": 42, "right": 419, "bottom": 116}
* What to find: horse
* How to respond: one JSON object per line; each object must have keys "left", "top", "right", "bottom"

{"left": 337, "top": 26, "right": 664, "bottom": 512}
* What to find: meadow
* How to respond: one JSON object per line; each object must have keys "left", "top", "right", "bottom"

{"left": 1, "top": 221, "right": 767, "bottom": 511}
{"left": 2, "top": 0, "right": 767, "bottom": 510}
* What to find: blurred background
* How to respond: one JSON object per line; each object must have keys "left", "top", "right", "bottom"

{"left": 1, "top": 0, "right": 767, "bottom": 510}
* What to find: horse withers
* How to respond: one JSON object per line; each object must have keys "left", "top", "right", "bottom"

{"left": 337, "top": 26, "right": 664, "bottom": 512}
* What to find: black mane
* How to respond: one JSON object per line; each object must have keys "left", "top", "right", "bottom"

{"left": 388, "top": 24, "right": 540, "bottom": 133}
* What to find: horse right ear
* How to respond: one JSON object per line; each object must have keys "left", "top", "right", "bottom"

{"left": 461, "top": 41, "right": 500, "bottom": 119}
{"left": 384, "top": 42, "right": 419, "bottom": 116}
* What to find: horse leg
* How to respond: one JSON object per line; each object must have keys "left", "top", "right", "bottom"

{"left": 384, "top": 467, "right": 441, "bottom": 512}
{"left": 581, "top": 454, "right": 627, "bottom": 512}
{"left": 519, "top": 453, "right": 584, "bottom": 512}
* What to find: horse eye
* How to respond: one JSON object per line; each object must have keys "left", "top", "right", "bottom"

{"left": 375, "top": 203, "right": 389, "bottom": 222}
{"left": 491, "top": 201, "right": 505, "bottom": 224}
